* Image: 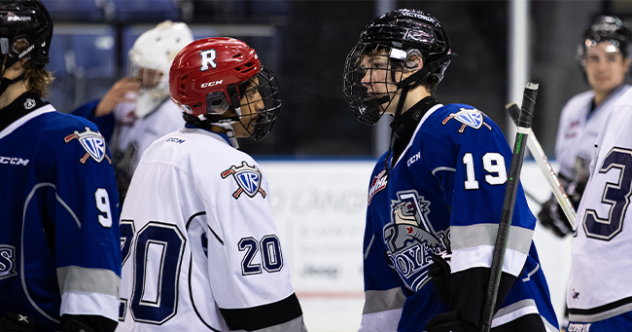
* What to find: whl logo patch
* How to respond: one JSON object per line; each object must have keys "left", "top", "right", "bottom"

{"left": 221, "top": 161, "right": 267, "bottom": 199}
{"left": 64, "top": 127, "right": 111, "bottom": 164}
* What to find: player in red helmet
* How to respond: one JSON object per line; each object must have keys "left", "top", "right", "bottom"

{"left": 169, "top": 36, "right": 281, "bottom": 140}
{"left": 116, "top": 37, "right": 305, "bottom": 332}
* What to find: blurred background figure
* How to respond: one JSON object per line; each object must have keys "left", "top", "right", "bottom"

{"left": 538, "top": 15, "right": 631, "bottom": 237}
{"left": 72, "top": 20, "right": 193, "bottom": 204}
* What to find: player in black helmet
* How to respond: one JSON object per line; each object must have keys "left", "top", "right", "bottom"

{"left": 0, "top": 1, "right": 121, "bottom": 332}
{"left": 345, "top": 9, "right": 558, "bottom": 332}
{"left": 539, "top": 15, "right": 631, "bottom": 238}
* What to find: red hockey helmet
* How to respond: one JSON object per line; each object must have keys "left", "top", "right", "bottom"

{"left": 169, "top": 37, "right": 282, "bottom": 139}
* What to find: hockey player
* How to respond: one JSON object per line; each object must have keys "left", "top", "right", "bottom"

{"left": 0, "top": 1, "right": 121, "bottom": 332}
{"left": 343, "top": 9, "right": 558, "bottom": 332}
{"left": 538, "top": 15, "right": 631, "bottom": 237}
{"left": 72, "top": 21, "right": 193, "bottom": 204}
{"left": 115, "top": 37, "right": 306, "bottom": 331}
{"left": 565, "top": 84, "right": 632, "bottom": 332}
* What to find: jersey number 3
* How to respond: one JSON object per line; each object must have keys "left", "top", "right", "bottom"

{"left": 583, "top": 148, "right": 632, "bottom": 241}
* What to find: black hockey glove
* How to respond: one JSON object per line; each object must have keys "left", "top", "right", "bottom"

{"left": 429, "top": 254, "right": 451, "bottom": 305}
{"left": 537, "top": 196, "right": 573, "bottom": 237}
{"left": 0, "top": 313, "right": 36, "bottom": 332}
{"left": 426, "top": 311, "right": 477, "bottom": 332}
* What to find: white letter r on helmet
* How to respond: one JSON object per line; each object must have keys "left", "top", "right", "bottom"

{"left": 200, "top": 49, "right": 217, "bottom": 72}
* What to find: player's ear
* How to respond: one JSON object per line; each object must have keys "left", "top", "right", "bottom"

{"left": 624, "top": 57, "right": 630, "bottom": 73}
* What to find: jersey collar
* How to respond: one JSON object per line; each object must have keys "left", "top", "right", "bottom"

{"left": 184, "top": 123, "right": 239, "bottom": 148}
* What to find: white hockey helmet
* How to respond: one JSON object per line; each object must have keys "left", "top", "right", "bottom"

{"left": 129, "top": 20, "right": 194, "bottom": 117}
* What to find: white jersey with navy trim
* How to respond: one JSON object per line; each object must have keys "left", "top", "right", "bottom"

{"left": 567, "top": 88, "right": 632, "bottom": 323}
{"left": 110, "top": 98, "right": 185, "bottom": 181}
{"left": 555, "top": 85, "right": 631, "bottom": 179}
{"left": 116, "top": 126, "right": 305, "bottom": 332}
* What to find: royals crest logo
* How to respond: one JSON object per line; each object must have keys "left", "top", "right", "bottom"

{"left": 383, "top": 190, "right": 449, "bottom": 291}
{"left": 221, "top": 161, "right": 267, "bottom": 199}
{"left": 64, "top": 127, "right": 111, "bottom": 164}
{"left": 442, "top": 108, "right": 492, "bottom": 133}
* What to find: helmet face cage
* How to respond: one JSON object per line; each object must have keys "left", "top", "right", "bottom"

{"left": 128, "top": 60, "right": 164, "bottom": 90}
{"left": 343, "top": 43, "right": 406, "bottom": 126}
{"left": 232, "top": 67, "right": 282, "bottom": 140}
{"left": 343, "top": 9, "right": 453, "bottom": 126}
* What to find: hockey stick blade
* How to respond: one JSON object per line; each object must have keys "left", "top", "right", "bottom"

{"left": 479, "top": 83, "right": 538, "bottom": 332}
{"left": 506, "top": 103, "right": 576, "bottom": 227}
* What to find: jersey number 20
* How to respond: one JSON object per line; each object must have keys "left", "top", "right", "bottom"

{"left": 119, "top": 220, "right": 186, "bottom": 324}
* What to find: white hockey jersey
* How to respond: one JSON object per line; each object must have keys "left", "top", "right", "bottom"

{"left": 567, "top": 88, "right": 632, "bottom": 323}
{"left": 111, "top": 97, "right": 185, "bottom": 178}
{"left": 116, "top": 126, "right": 305, "bottom": 331}
{"left": 555, "top": 85, "right": 631, "bottom": 179}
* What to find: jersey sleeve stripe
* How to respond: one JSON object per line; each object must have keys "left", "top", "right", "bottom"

{"left": 450, "top": 224, "right": 533, "bottom": 254}
{"left": 57, "top": 266, "right": 120, "bottom": 297}
{"left": 218, "top": 293, "right": 303, "bottom": 331}
{"left": 451, "top": 245, "right": 527, "bottom": 277}
{"left": 359, "top": 308, "right": 403, "bottom": 332}
{"left": 490, "top": 299, "right": 540, "bottom": 328}
{"left": 569, "top": 296, "right": 632, "bottom": 322}
{"left": 60, "top": 291, "right": 119, "bottom": 322}
{"left": 362, "top": 288, "right": 406, "bottom": 314}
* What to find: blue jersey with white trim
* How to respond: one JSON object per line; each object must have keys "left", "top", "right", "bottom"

{"left": 360, "top": 103, "right": 558, "bottom": 332}
{"left": 0, "top": 103, "right": 121, "bottom": 331}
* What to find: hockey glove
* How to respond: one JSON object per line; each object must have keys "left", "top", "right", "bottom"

{"left": 0, "top": 313, "right": 36, "bottom": 332}
{"left": 426, "top": 311, "right": 477, "bottom": 332}
{"left": 537, "top": 196, "right": 573, "bottom": 237}
{"left": 429, "top": 254, "right": 451, "bottom": 305}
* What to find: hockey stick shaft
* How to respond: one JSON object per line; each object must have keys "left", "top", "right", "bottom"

{"left": 506, "top": 103, "right": 576, "bottom": 227}
{"left": 479, "top": 83, "right": 538, "bottom": 332}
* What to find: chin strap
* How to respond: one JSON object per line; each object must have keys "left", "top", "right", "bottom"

{"left": 0, "top": 72, "right": 24, "bottom": 98}
{"left": 383, "top": 84, "right": 411, "bottom": 177}
{"left": 382, "top": 52, "right": 456, "bottom": 178}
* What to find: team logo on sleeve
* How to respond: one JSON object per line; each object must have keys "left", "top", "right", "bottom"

{"left": 64, "top": 127, "right": 112, "bottom": 164}
{"left": 368, "top": 170, "right": 388, "bottom": 206}
{"left": 221, "top": 161, "right": 267, "bottom": 199}
{"left": 442, "top": 108, "right": 492, "bottom": 133}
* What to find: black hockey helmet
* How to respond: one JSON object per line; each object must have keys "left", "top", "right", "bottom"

{"left": 578, "top": 15, "right": 631, "bottom": 61}
{"left": 0, "top": 0, "right": 53, "bottom": 71}
{"left": 343, "top": 9, "right": 455, "bottom": 125}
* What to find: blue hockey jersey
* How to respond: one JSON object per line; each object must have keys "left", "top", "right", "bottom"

{"left": 0, "top": 98, "right": 121, "bottom": 331}
{"left": 359, "top": 103, "right": 559, "bottom": 332}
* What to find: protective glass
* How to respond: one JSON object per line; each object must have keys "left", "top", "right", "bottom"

{"left": 343, "top": 43, "right": 403, "bottom": 126}
{"left": 235, "top": 67, "right": 282, "bottom": 140}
